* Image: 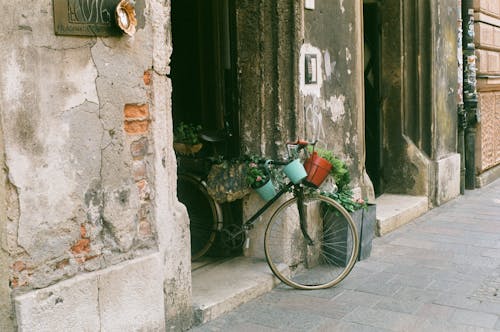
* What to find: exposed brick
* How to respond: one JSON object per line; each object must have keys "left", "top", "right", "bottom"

{"left": 124, "top": 104, "right": 149, "bottom": 119}
{"left": 80, "top": 224, "right": 87, "bottom": 238}
{"left": 124, "top": 120, "right": 150, "bottom": 135}
{"left": 138, "top": 220, "right": 152, "bottom": 236}
{"left": 10, "top": 277, "right": 19, "bottom": 288}
{"left": 132, "top": 160, "right": 147, "bottom": 180}
{"left": 138, "top": 203, "right": 151, "bottom": 220}
{"left": 136, "top": 179, "right": 151, "bottom": 200}
{"left": 130, "top": 137, "right": 149, "bottom": 159}
{"left": 10, "top": 276, "right": 28, "bottom": 288}
{"left": 12, "top": 261, "right": 26, "bottom": 272}
{"left": 143, "top": 70, "right": 152, "bottom": 85}
{"left": 71, "top": 238, "right": 90, "bottom": 255}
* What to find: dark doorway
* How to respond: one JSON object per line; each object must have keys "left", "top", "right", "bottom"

{"left": 170, "top": 0, "right": 239, "bottom": 157}
{"left": 363, "top": 2, "right": 383, "bottom": 196}
{"left": 171, "top": 0, "right": 242, "bottom": 262}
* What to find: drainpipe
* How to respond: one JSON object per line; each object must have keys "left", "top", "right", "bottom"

{"left": 462, "top": 0, "right": 479, "bottom": 189}
{"left": 457, "top": 1, "right": 465, "bottom": 194}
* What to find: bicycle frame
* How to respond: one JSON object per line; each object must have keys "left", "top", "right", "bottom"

{"left": 241, "top": 144, "right": 316, "bottom": 243}
{"left": 242, "top": 181, "right": 294, "bottom": 230}
{"left": 242, "top": 179, "right": 315, "bottom": 246}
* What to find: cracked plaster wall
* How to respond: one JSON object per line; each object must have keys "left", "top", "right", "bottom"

{"left": 0, "top": 109, "right": 14, "bottom": 331}
{"left": 302, "top": 1, "right": 368, "bottom": 199}
{"left": 0, "top": 1, "right": 191, "bottom": 329}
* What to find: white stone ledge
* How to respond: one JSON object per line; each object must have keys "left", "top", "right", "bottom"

{"left": 15, "top": 253, "right": 165, "bottom": 332}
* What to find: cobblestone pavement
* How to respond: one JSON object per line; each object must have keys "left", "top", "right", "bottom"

{"left": 191, "top": 179, "right": 500, "bottom": 332}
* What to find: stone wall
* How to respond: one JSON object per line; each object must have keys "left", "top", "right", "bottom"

{"left": 378, "top": 0, "right": 460, "bottom": 205}
{"left": 0, "top": 1, "right": 191, "bottom": 330}
{"left": 301, "top": 0, "right": 367, "bottom": 198}
{"left": 474, "top": 0, "right": 500, "bottom": 179}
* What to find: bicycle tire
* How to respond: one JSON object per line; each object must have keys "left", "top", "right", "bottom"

{"left": 177, "top": 173, "right": 221, "bottom": 261}
{"left": 264, "top": 193, "right": 359, "bottom": 290}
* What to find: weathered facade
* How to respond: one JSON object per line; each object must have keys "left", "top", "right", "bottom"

{"left": 0, "top": 1, "right": 191, "bottom": 330}
{"left": 472, "top": 0, "right": 500, "bottom": 186}
{"left": 0, "top": 0, "right": 494, "bottom": 331}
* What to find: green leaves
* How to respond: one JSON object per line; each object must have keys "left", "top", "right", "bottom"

{"left": 174, "top": 122, "right": 202, "bottom": 145}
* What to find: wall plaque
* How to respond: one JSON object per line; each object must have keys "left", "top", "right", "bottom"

{"left": 53, "top": 0, "right": 121, "bottom": 36}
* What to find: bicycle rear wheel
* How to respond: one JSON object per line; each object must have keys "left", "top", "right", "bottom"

{"left": 264, "top": 193, "right": 359, "bottom": 289}
{"left": 177, "top": 173, "right": 220, "bottom": 261}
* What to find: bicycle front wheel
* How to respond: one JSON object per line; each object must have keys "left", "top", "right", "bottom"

{"left": 264, "top": 194, "right": 359, "bottom": 290}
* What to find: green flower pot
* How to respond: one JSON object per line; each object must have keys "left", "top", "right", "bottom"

{"left": 283, "top": 159, "right": 307, "bottom": 184}
{"left": 254, "top": 180, "right": 276, "bottom": 201}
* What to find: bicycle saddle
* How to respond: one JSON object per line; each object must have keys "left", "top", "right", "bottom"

{"left": 199, "top": 130, "right": 226, "bottom": 143}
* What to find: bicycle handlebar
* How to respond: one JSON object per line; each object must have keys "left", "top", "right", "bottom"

{"left": 286, "top": 139, "right": 317, "bottom": 148}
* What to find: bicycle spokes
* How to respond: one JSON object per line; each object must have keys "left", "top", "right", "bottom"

{"left": 264, "top": 194, "right": 358, "bottom": 289}
{"left": 220, "top": 224, "right": 246, "bottom": 250}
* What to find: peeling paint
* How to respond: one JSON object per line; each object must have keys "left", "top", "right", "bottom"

{"left": 345, "top": 48, "right": 351, "bottom": 62}
{"left": 324, "top": 50, "right": 332, "bottom": 80}
{"left": 326, "top": 95, "right": 346, "bottom": 122}
{"left": 3, "top": 51, "right": 24, "bottom": 105}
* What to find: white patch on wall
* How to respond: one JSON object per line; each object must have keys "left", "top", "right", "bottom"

{"left": 326, "top": 95, "right": 346, "bottom": 122}
{"left": 299, "top": 43, "right": 323, "bottom": 97}
{"left": 345, "top": 48, "right": 351, "bottom": 63}
{"left": 3, "top": 51, "right": 24, "bottom": 105}
{"left": 340, "top": 0, "right": 345, "bottom": 13}
{"left": 324, "top": 50, "right": 332, "bottom": 80}
{"left": 305, "top": 0, "right": 315, "bottom": 10}
{"left": 63, "top": 59, "right": 99, "bottom": 110}
{"left": 305, "top": 97, "right": 325, "bottom": 141}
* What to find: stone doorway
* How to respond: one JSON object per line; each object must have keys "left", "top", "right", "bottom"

{"left": 363, "top": 1, "right": 383, "bottom": 197}
{"left": 170, "top": 0, "right": 241, "bottom": 263}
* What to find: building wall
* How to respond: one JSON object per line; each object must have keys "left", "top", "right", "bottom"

{"left": 301, "top": 0, "right": 367, "bottom": 198}
{"left": 236, "top": 0, "right": 369, "bottom": 258}
{"left": 473, "top": 0, "right": 500, "bottom": 182}
{"left": 0, "top": 117, "right": 13, "bottom": 332}
{"left": 237, "top": 0, "right": 301, "bottom": 157}
{"left": 379, "top": 0, "right": 460, "bottom": 205}
{"left": 0, "top": 1, "right": 191, "bottom": 330}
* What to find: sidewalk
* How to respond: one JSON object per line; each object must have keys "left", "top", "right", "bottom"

{"left": 191, "top": 179, "right": 500, "bottom": 332}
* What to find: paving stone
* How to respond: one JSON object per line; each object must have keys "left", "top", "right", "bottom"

{"left": 330, "top": 289, "right": 385, "bottom": 308}
{"left": 373, "top": 296, "right": 424, "bottom": 314}
{"left": 342, "top": 306, "right": 419, "bottom": 331}
{"left": 433, "top": 292, "right": 482, "bottom": 311}
{"left": 449, "top": 308, "right": 499, "bottom": 329}
{"left": 386, "top": 273, "right": 435, "bottom": 289}
{"left": 414, "top": 303, "right": 455, "bottom": 321}
{"left": 314, "top": 320, "right": 391, "bottom": 332}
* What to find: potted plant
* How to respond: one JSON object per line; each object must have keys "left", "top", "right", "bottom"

{"left": 310, "top": 147, "right": 375, "bottom": 261}
{"left": 246, "top": 159, "right": 276, "bottom": 201}
{"left": 304, "top": 147, "right": 333, "bottom": 187}
{"left": 173, "top": 122, "right": 203, "bottom": 155}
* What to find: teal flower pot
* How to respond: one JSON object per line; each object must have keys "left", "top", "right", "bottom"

{"left": 283, "top": 159, "right": 307, "bottom": 184}
{"left": 255, "top": 180, "right": 276, "bottom": 201}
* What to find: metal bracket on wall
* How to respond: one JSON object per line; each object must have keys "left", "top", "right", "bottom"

{"left": 305, "top": 54, "right": 317, "bottom": 84}
{"left": 305, "top": 0, "right": 315, "bottom": 10}
{"left": 54, "top": 0, "right": 121, "bottom": 36}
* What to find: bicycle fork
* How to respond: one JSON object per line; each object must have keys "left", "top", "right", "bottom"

{"left": 296, "top": 187, "right": 314, "bottom": 246}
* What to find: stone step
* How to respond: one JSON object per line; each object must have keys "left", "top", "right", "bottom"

{"left": 191, "top": 256, "right": 282, "bottom": 326}
{"left": 375, "top": 194, "right": 429, "bottom": 236}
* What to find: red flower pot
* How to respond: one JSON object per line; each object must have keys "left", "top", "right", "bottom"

{"left": 303, "top": 152, "right": 333, "bottom": 187}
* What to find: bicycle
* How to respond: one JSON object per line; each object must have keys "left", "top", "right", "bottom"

{"left": 178, "top": 139, "right": 359, "bottom": 290}
{"left": 176, "top": 131, "right": 227, "bottom": 261}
